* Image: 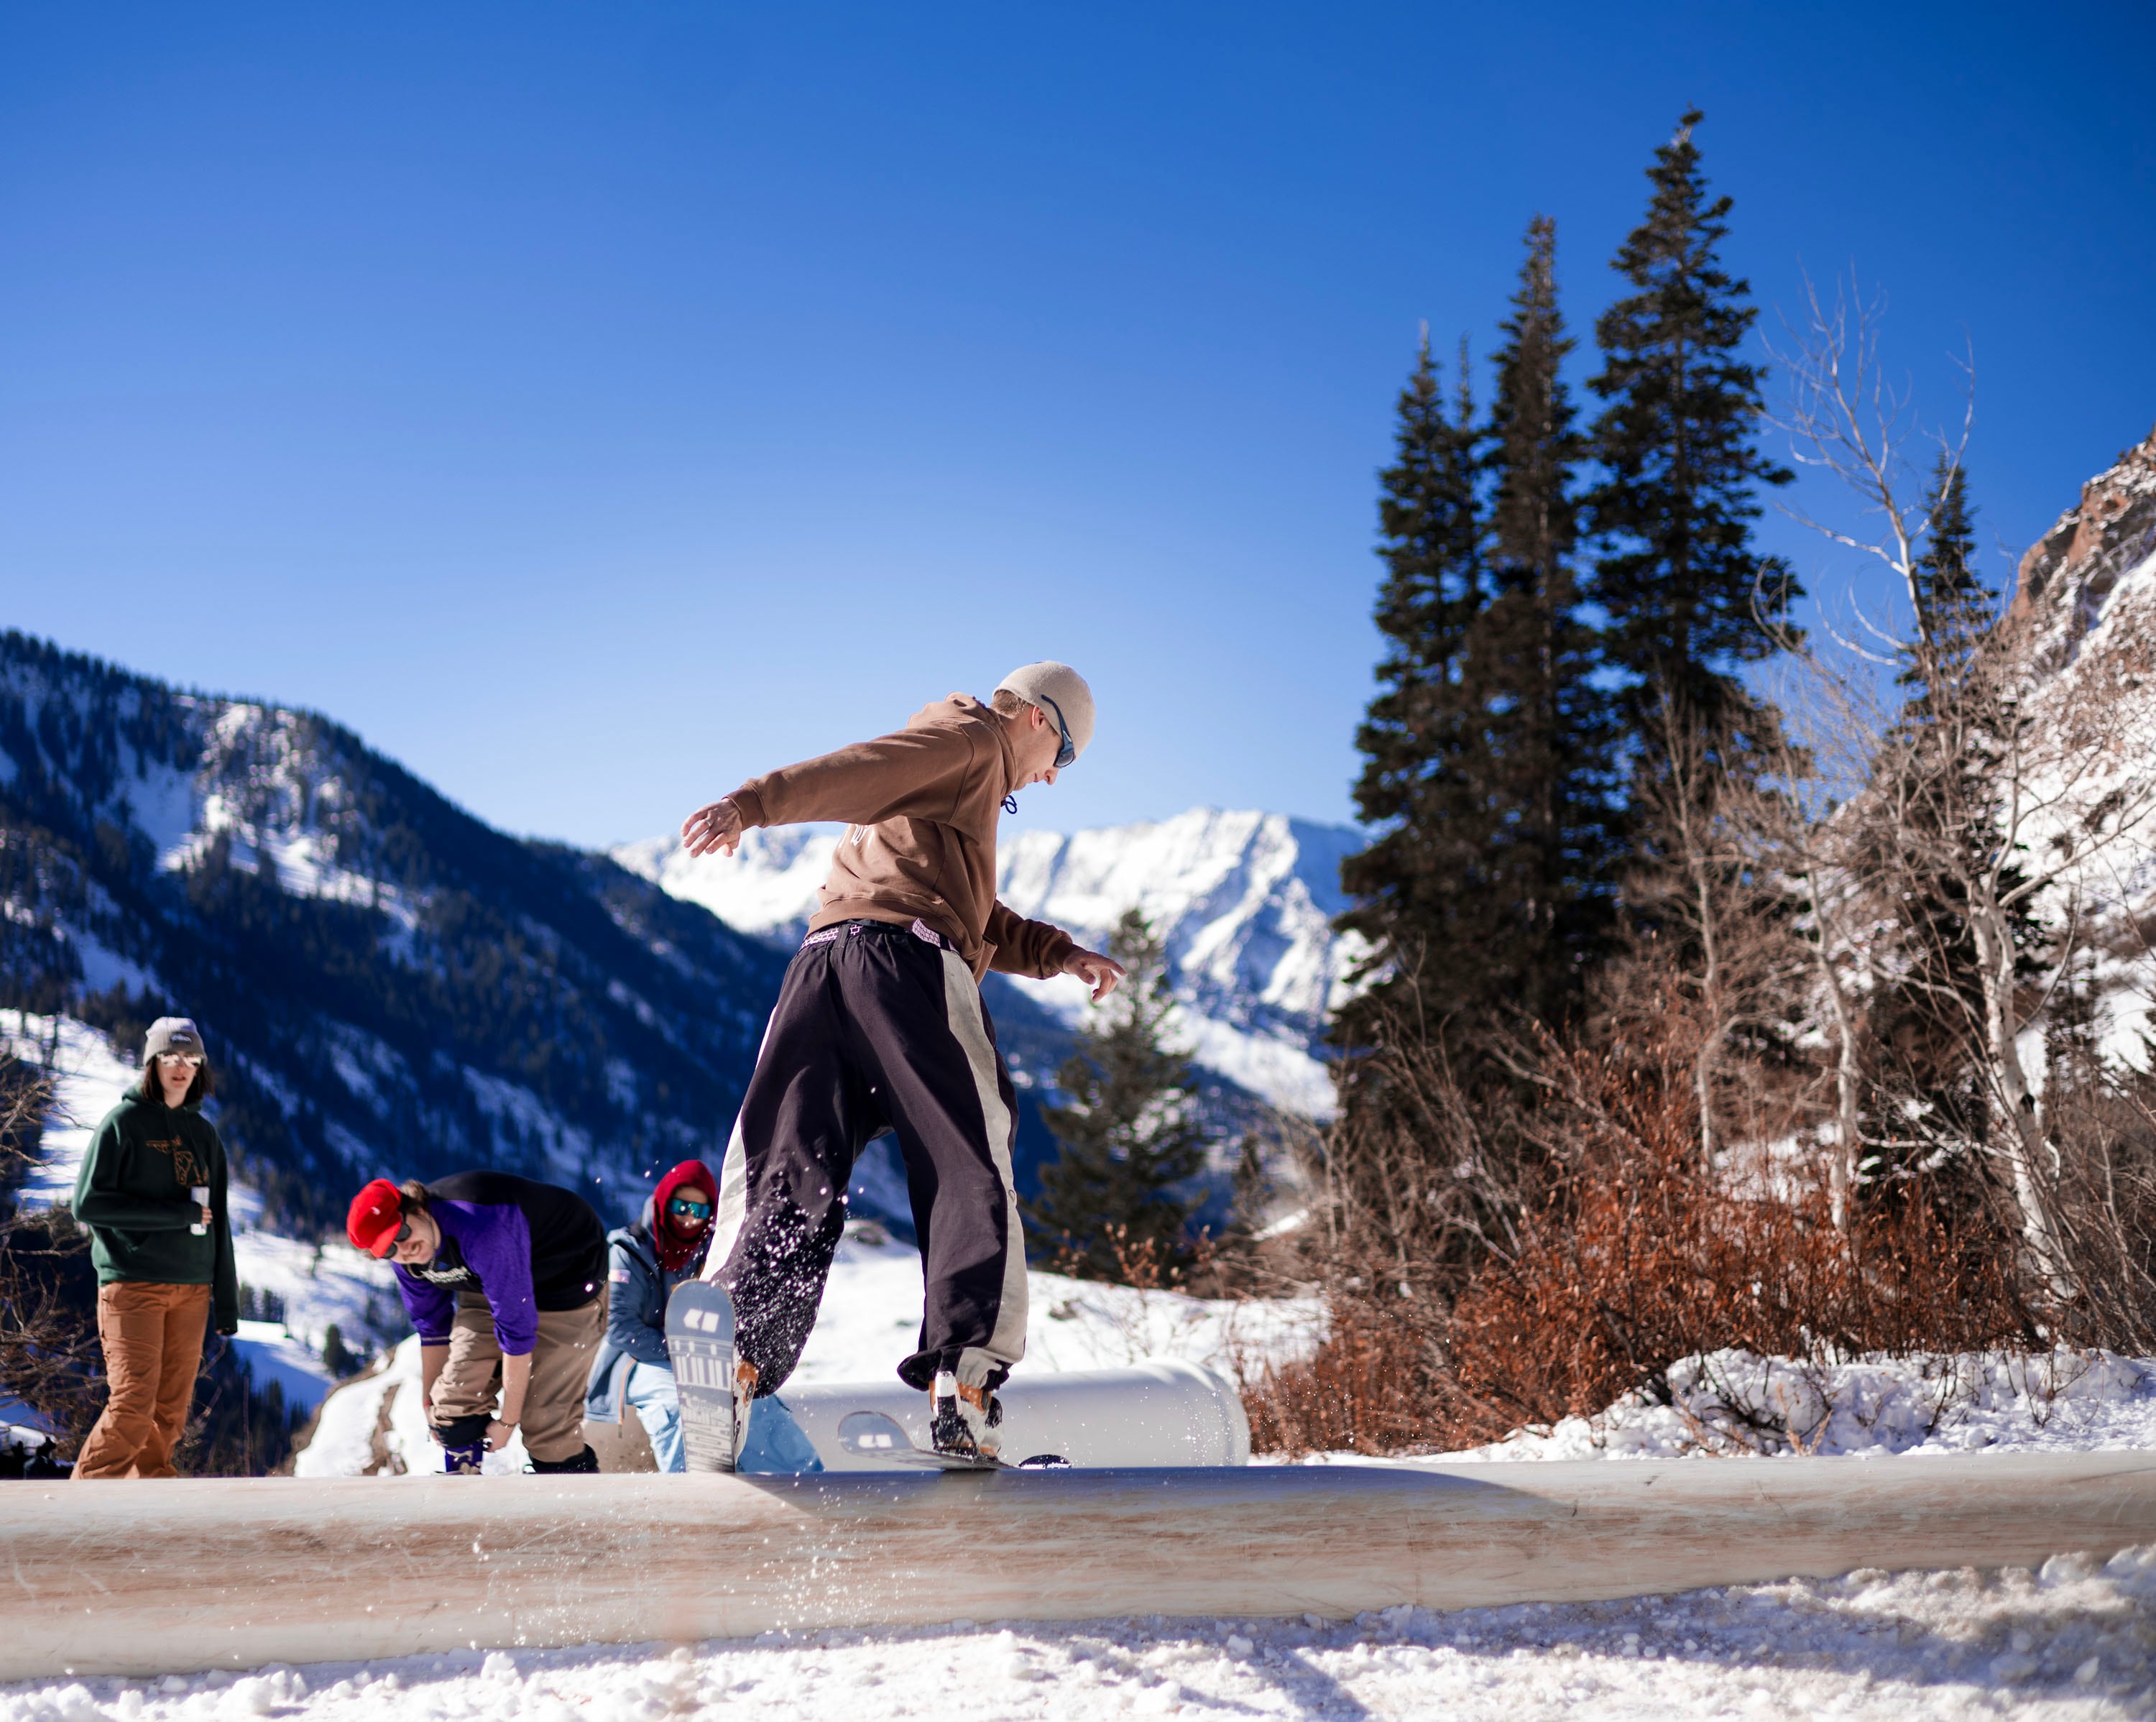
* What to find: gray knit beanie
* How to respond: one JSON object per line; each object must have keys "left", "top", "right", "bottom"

{"left": 995, "top": 661, "right": 1096, "bottom": 760}
{"left": 143, "top": 1017, "right": 206, "bottom": 1064}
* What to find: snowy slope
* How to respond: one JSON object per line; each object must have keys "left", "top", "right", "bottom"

{"left": 1994, "top": 426, "right": 2156, "bottom": 1070}
{"left": 615, "top": 809, "right": 1370, "bottom": 1119}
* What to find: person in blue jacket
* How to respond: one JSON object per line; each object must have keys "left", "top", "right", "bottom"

{"left": 585, "top": 1159, "right": 821, "bottom": 1474}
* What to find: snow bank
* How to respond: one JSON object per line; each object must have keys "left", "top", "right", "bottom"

{"left": 1415, "top": 1348, "right": 2156, "bottom": 1465}
{"left": 1239, "top": 1337, "right": 2156, "bottom": 1471}
{"left": 6, "top": 1543, "right": 2152, "bottom": 1718}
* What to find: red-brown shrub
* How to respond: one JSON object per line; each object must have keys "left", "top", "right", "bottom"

{"left": 1243, "top": 1030, "right": 2032, "bottom": 1456}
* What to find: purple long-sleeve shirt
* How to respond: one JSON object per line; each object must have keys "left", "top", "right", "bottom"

{"left": 391, "top": 1172, "right": 606, "bottom": 1357}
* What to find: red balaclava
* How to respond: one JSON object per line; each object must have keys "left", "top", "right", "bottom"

{"left": 651, "top": 1159, "right": 719, "bottom": 1273}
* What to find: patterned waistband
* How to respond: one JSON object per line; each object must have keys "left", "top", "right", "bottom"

{"left": 801, "top": 918, "right": 949, "bottom": 952}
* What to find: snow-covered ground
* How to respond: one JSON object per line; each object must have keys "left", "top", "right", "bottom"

{"left": 15, "top": 1026, "right": 2156, "bottom": 1713}
{"left": 23, "top": 1230, "right": 2156, "bottom": 1713}
{"left": 6, "top": 1548, "right": 2152, "bottom": 1719}
{"left": 1387, "top": 1348, "right": 2156, "bottom": 1465}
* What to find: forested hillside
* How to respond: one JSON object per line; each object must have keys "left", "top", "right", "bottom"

{"left": 0, "top": 630, "right": 789, "bottom": 1233}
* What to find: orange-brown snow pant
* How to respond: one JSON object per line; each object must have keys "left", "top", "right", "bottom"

{"left": 73, "top": 1281, "right": 211, "bottom": 1479}
{"left": 429, "top": 1287, "right": 607, "bottom": 1463}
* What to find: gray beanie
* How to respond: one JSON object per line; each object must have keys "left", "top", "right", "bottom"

{"left": 144, "top": 1017, "right": 206, "bottom": 1064}
{"left": 995, "top": 661, "right": 1096, "bottom": 760}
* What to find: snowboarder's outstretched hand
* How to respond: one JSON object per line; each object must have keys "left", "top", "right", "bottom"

{"left": 1064, "top": 947, "right": 1125, "bottom": 1003}
{"left": 681, "top": 796, "right": 744, "bottom": 858}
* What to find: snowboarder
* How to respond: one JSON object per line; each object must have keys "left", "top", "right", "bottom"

{"left": 346, "top": 1171, "right": 608, "bottom": 1473}
{"left": 675, "top": 661, "right": 1124, "bottom": 1467}
{"left": 70, "top": 1016, "right": 239, "bottom": 1480}
{"left": 582, "top": 1159, "right": 821, "bottom": 1473}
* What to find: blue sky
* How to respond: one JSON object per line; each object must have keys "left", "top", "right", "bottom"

{"left": 2, "top": 3, "right": 2150, "bottom": 847}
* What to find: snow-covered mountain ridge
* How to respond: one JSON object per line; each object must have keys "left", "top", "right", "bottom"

{"left": 0, "top": 630, "right": 788, "bottom": 1239}
{"left": 1998, "top": 425, "right": 2156, "bottom": 1069}
{"left": 614, "top": 809, "right": 1370, "bottom": 1118}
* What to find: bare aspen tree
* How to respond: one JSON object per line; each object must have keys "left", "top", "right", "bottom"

{"left": 1623, "top": 691, "right": 1814, "bottom": 1171}
{"left": 1770, "top": 275, "right": 2156, "bottom": 1286}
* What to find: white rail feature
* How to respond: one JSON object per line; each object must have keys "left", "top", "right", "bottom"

{"left": 783, "top": 1360, "right": 1252, "bottom": 1469}
{"left": 6, "top": 1452, "right": 2155, "bottom": 1681}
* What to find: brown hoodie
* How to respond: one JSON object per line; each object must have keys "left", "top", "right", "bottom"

{"left": 725, "top": 694, "right": 1077, "bottom": 982}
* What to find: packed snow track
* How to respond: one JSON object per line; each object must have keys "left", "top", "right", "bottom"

{"left": 6, "top": 1451, "right": 2156, "bottom": 1682}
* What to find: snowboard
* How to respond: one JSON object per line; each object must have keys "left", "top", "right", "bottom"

{"left": 665, "top": 1279, "right": 742, "bottom": 1473}
{"left": 835, "top": 1409, "right": 1069, "bottom": 1472}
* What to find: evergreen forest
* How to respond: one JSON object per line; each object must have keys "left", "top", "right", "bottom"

{"left": 1231, "top": 112, "right": 2156, "bottom": 1455}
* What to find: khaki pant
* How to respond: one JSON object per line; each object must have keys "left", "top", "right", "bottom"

{"left": 73, "top": 1282, "right": 211, "bottom": 1480}
{"left": 431, "top": 1288, "right": 606, "bottom": 1463}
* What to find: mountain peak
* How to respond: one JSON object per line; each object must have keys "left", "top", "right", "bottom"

{"left": 613, "top": 806, "right": 1369, "bottom": 1118}
{"left": 2011, "top": 423, "right": 2156, "bottom": 673}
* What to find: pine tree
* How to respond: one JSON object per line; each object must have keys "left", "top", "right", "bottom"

{"left": 1335, "top": 332, "right": 1485, "bottom": 1050}
{"left": 1586, "top": 110, "right": 1795, "bottom": 776}
{"left": 320, "top": 1322, "right": 361, "bottom": 1380}
{"left": 1866, "top": 459, "right": 2032, "bottom": 1168}
{"left": 1026, "top": 909, "right": 1207, "bottom": 1281}
{"left": 1457, "top": 215, "right": 1620, "bottom": 1028}
{"left": 1903, "top": 451, "right": 1986, "bottom": 702}
{"left": 1337, "top": 222, "right": 1618, "bottom": 1061}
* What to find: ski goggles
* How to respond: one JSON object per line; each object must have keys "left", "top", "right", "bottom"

{"left": 666, "top": 1194, "right": 714, "bottom": 1223}
{"left": 1037, "top": 694, "right": 1077, "bottom": 770}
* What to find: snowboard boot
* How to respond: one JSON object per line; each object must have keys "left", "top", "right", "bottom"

{"left": 727, "top": 1358, "right": 759, "bottom": 1468}
{"left": 527, "top": 1444, "right": 599, "bottom": 1475}
{"left": 436, "top": 1413, "right": 492, "bottom": 1475}
{"left": 929, "top": 1371, "right": 1003, "bottom": 1460}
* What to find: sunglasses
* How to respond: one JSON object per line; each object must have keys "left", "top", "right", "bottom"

{"left": 667, "top": 1195, "right": 714, "bottom": 1220}
{"left": 1036, "top": 694, "right": 1077, "bottom": 770}
{"left": 156, "top": 1051, "right": 205, "bottom": 1067}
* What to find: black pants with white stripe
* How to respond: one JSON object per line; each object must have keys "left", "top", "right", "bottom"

{"left": 707, "top": 918, "right": 1028, "bottom": 1395}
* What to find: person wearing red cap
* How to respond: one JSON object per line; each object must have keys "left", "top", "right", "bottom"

{"left": 346, "top": 1171, "right": 607, "bottom": 1474}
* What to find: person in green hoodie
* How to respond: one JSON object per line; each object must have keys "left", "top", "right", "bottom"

{"left": 70, "top": 1016, "right": 239, "bottom": 1479}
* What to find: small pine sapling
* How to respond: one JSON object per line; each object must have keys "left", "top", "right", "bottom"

{"left": 1026, "top": 909, "right": 1207, "bottom": 1282}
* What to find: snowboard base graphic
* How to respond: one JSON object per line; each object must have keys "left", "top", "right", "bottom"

{"left": 837, "top": 1409, "right": 1070, "bottom": 1472}
{"left": 665, "top": 1279, "right": 742, "bottom": 1473}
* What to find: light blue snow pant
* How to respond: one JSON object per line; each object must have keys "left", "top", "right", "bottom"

{"left": 622, "top": 1360, "right": 824, "bottom": 1475}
